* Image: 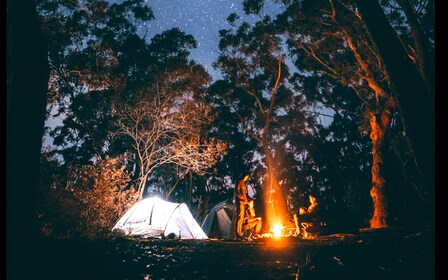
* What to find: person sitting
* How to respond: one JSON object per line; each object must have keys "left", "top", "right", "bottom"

{"left": 297, "top": 194, "right": 322, "bottom": 238}
{"left": 242, "top": 200, "right": 262, "bottom": 240}
{"left": 235, "top": 173, "right": 250, "bottom": 239}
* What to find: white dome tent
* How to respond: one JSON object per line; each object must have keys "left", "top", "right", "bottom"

{"left": 112, "top": 196, "right": 208, "bottom": 239}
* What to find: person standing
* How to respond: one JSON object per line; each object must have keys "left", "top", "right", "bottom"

{"left": 235, "top": 173, "right": 250, "bottom": 239}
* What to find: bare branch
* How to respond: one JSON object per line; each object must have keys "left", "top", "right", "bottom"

{"left": 112, "top": 74, "right": 227, "bottom": 200}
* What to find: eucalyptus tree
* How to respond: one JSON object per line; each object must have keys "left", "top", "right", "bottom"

{"left": 37, "top": 0, "right": 155, "bottom": 165}
{"left": 8, "top": 0, "right": 50, "bottom": 275}
{"left": 386, "top": 0, "right": 434, "bottom": 93}
{"left": 214, "top": 14, "right": 316, "bottom": 229}
{"left": 241, "top": 0, "right": 435, "bottom": 228}
{"left": 282, "top": 0, "right": 399, "bottom": 228}
{"left": 355, "top": 0, "right": 434, "bottom": 226}
{"left": 35, "top": 1, "right": 156, "bottom": 231}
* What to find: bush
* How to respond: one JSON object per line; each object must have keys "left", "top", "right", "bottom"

{"left": 37, "top": 155, "right": 138, "bottom": 239}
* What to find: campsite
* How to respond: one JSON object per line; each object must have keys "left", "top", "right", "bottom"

{"left": 23, "top": 197, "right": 435, "bottom": 280}
{"left": 14, "top": 195, "right": 435, "bottom": 280}
{"left": 8, "top": 1, "right": 435, "bottom": 279}
{"left": 22, "top": 227, "right": 433, "bottom": 280}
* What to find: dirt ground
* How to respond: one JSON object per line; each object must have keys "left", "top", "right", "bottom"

{"left": 16, "top": 227, "right": 434, "bottom": 280}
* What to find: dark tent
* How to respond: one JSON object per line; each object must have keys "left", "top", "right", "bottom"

{"left": 201, "top": 199, "right": 236, "bottom": 240}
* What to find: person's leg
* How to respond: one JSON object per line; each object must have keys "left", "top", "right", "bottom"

{"left": 254, "top": 219, "right": 262, "bottom": 234}
{"left": 236, "top": 201, "right": 245, "bottom": 237}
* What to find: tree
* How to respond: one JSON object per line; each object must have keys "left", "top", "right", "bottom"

{"left": 113, "top": 67, "right": 227, "bottom": 201}
{"left": 37, "top": 0, "right": 155, "bottom": 165}
{"left": 283, "top": 0, "right": 397, "bottom": 227}
{"left": 37, "top": 0, "right": 226, "bottom": 204}
{"left": 244, "top": 0, "right": 434, "bottom": 229}
{"left": 214, "top": 15, "right": 314, "bottom": 230}
{"left": 393, "top": 0, "right": 434, "bottom": 93}
{"left": 35, "top": 0, "right": 228, "bottom": 237}
{"left": 7, "top": 0, "right": 50, "bottom": 278}
{"left": 354, "top": 0, "right": 435, "bottom": 227}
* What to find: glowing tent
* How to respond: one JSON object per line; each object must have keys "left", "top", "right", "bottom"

{"left": 201, "top": 199, "right": 236, "bottom": 240}
{"left": 111, "top": 196, "right": 208, "bottom": 239}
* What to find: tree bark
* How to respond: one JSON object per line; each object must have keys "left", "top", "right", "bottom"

{"left": 368, "top": 98, "right": 396, "bottom": 228}
{"left": 7, "top": 0, "right": 50, "bottom": 278}
{"left": 137, "top": 173, "right": 149, "bottom": 201}
{"left": 328, "top": 1, "right": 397, "bottom": 228}
{"left": 262, "top": 140, "right": 289, "bottom": 228}
{"left": 354, "top": 0, "right": 435, "bottom": 227}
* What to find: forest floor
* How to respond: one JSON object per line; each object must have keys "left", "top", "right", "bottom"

{"left": 14, "top": 227, "right": 435, "bottom": 280}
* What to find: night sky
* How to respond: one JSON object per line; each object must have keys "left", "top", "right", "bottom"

{"left": 44, "top": 1, "right": 284, "bottom": 145}
{"left": 141, "top": 0, "right": 285, "bottom": 80}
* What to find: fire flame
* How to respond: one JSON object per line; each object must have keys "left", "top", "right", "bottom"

{"left": 271, "top": 224, "right": 283, "bottom": 238}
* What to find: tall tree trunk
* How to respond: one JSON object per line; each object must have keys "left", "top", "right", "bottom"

{"left": 259, "top": 52, "right": 289, "bottom": 229}
{"left": 262, "top": 140, "right": 288, "bottom": 229}
{"left": 354, "top": 0, "right": 434, "bottom": 228}
{"left": 369, "top": 98, "right": 396, "bottom": 228}
{"left": 7, "top": 0, "right": 50, "bottom": 278}
{"left": 395, "top": 0, "right": 434, "bottom": 93}
{"left": 331, "top": 5, "right": 397, "bottom": 228}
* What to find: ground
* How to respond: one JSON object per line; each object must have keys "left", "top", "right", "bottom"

{"left": 15, "top": 227, "right": 434, "bottom": 280}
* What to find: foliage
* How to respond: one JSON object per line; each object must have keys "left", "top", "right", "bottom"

{"left": 214, "top": 15, "right": 314, "bottom": 187}
{"left": 37, "top": 0, "right": 225, "bottom": 206}
{"left": 74, "top": 156, "right": 137, "bottom": 237}
{"left": 37, "top": 0, "right": 155, "bottom": 164}
{"left": 38, "top": 154, "right": 137, "bottom": 239}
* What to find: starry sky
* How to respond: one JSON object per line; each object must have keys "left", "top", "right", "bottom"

{"left": 141, "top": 0, "right": 285, "bottom": 80}
{"left": 43, "top": 0, "right": 285, "bottom": 146}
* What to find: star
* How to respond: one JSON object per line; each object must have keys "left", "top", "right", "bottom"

{"left": 140, "top": 0, "right": 284, "bottom": 80}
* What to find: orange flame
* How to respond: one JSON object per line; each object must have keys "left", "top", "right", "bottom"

{"left": 271, "top": 224, "right": 283, "bottom": 238}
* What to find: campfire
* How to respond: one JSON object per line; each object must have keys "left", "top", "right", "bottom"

{"left": 260, "top": 177, "right": 318, "bottom": 240}
{"left": 265, "top": 218, "right": 318, "bottom": 239}
{"left": 271, "top": 223, "right": 283, "bottom": 238}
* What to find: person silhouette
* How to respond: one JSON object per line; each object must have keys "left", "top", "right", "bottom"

{"left": 242, "top": 199, "right": 262, "bottom": 240}
{"left": 235, "top": 173, "right": 250, "bottom": 239}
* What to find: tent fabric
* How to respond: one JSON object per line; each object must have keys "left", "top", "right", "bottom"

{"left": 112, "top": 196, "right": 208, "bottom": 239}
{"left": 201, "top": 199, "right": 236, "bottom": 240}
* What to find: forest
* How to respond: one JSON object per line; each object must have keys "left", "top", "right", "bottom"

{"left": 8, "top": 0, "right": 434, "bottom": 255}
